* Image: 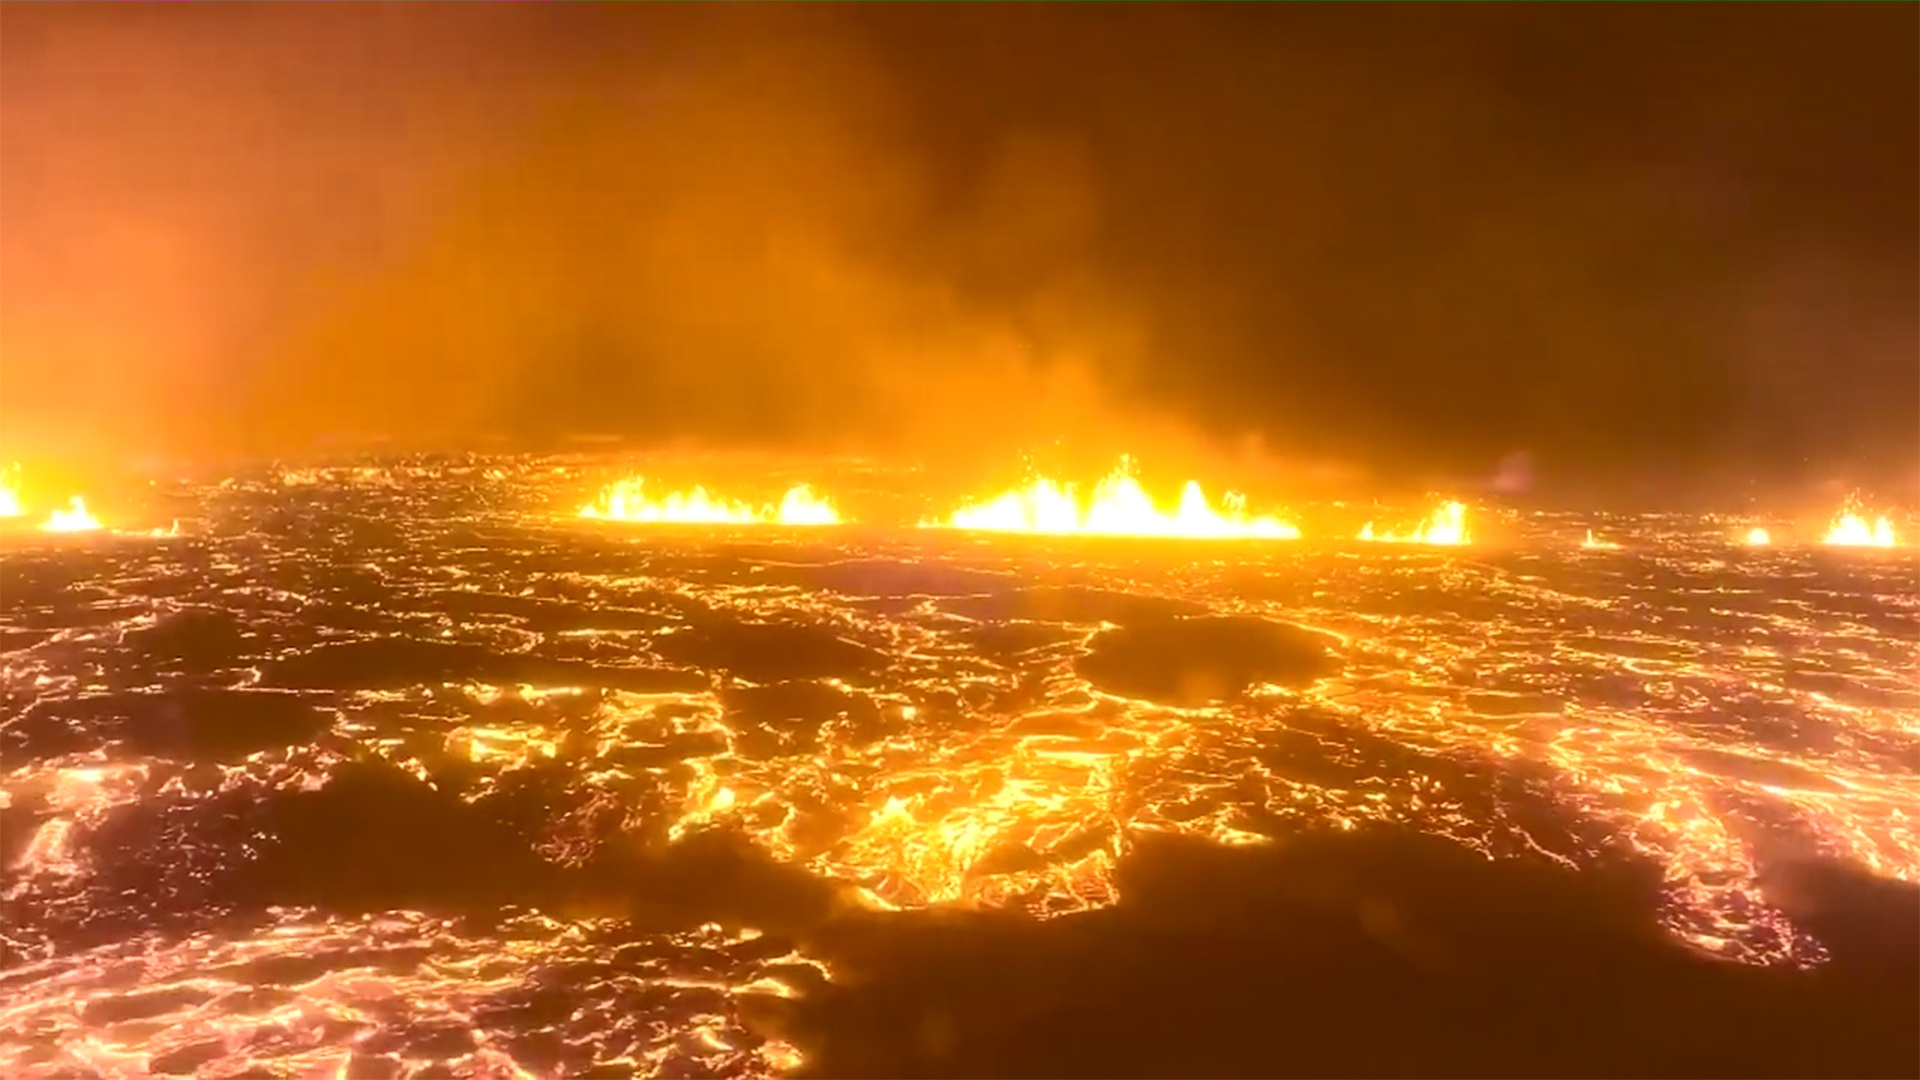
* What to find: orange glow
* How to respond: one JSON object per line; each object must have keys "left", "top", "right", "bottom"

{"left": 579, "top": 480, "right": 841, "bottom": 526}
{"left": 1358, "top": 501, "right": 1468, "bottom": 545}
{"left": 39, "top": 496, "right": 101, "bottom": 533}
{"left": 1822, "top": 502, "right": 1896, "bottom": 548}
{"left": 1580, "top": 529, "right": 1621, "bottom": 550}
{"left": 929, "top": 457, "right": 1300, "bottom": 538}
{"left": 1744, "top": 526, "right": 1772, "bottom": 546}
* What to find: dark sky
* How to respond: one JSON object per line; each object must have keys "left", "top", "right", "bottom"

{"left": 2, "top": 5, "right": 1914, "bottom": 496}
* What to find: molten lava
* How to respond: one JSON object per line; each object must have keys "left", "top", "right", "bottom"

{"left": 930, "top": 457, "right": 1300, "bottom": 538}
{"left": 1744, "top": 527, "right": 1772, "bottom": 546}
{"left": 39, "top": 496, "right": 101, "bottom": 533}
{"left": 1581, "top": 529, "right": 1621, "bottom": 550}
{"left": 1823, "top": 504, "right": 1896, "bottom": 548}
{"left": 580, "top": 480, "right": 841, "bottom": 526}
{"left": 6, "top": 453, "right": 1920, "bottom": 1079}
{"left": 1358, "top": 501, "right": 1469, "bottom": 545}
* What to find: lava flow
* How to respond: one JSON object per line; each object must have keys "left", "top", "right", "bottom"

{"left": 1744, "top": 526, "right": 1773, "bottom": 546}
{"left": 580, "top": 479, "right": 841, "bottom": 525}
{"left": 38, "top": 496, "right": 101, "bottom": 533}
{"left": 2, "top": 456, "right": 1917, "bottom": 1080}
{"left": 1581, "top": 529, "right": 1621, "bottom": 550}
{"left": 930, "top": 457, "right": 1300, "bottom": 538}
{"left": 1822, "top": 502, "right": 1897, "bottom": 547}
{"left": 1358, "top": 501, "right": 1469, "bottom": 545}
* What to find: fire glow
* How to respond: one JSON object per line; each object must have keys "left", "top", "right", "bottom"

{"left": 929, "top": 457, "right": 1301, "bottom": 538}
{"left": 580, "top": 480, "right": 841, "bottom": 526}
{"left": 1358, "top": 501, "right": 1469, "bottom": 545}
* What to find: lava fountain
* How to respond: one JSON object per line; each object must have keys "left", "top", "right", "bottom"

{"left": 580, "top": 480, "right": 841, "bottom": 525}
{"left": 1823, "top": 502, "right": 1896, "bottom": 548}
{"left": 0, "top": 464, "right": 21, "bottom": 518}
{"left": 1358, "top": 501, "right": 1469, "bottom": 545}
{"left": 928, "top": 457, "right": 1300, "bottom": 538}
{"left": 39, "top": 496, "right": 101, "bottom": 533}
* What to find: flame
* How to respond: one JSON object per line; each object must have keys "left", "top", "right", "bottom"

{"left": 1358, "top": 501, "right": 1469, "bottom": 545}
{"left": 39, "top": 496, "right": 101, "bottom": 533}
{"left": 1580, "top": 529, "right": 1621, "bottom": 550}
{"left": 579, "top": 480, "right": 841, "bottom": 526}
{"left": 0, "top": 464, "right": 21, "bottom": 517}
{"left": 1822, "top": 503, "right": 1896, "bottom": 548}
{"left": 930, "top": 457, "right": 1300, "bottom": 538}
{"left": 1744, "top": 526, "right": 1772, "bottom": 546}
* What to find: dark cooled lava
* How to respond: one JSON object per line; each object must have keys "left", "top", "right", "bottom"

{"left": 1, "top": 458, "right": 1916, "bottom": 1079}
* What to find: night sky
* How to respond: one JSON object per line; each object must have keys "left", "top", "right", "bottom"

{"left": 2, "top": 5, "right": 1914, "bottom": 499}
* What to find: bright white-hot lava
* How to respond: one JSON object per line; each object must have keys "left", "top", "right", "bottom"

{"left": 1745, "top": 526, "right": 1773, "bottom": 546}
{"left": 1823, "top": 502, "right": 1896, "bottom": 547}
{"left": 930, "top": 457, "right": 1300, "bottom": 538}
{"left": 39, "top": 496, "right": 101, "bottom": 533}
{"left": 1359, "top": 501, "right": 1469, "bottom": 545}
{"left": 580, "top": 480, "right": 841, "bottom": 525}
